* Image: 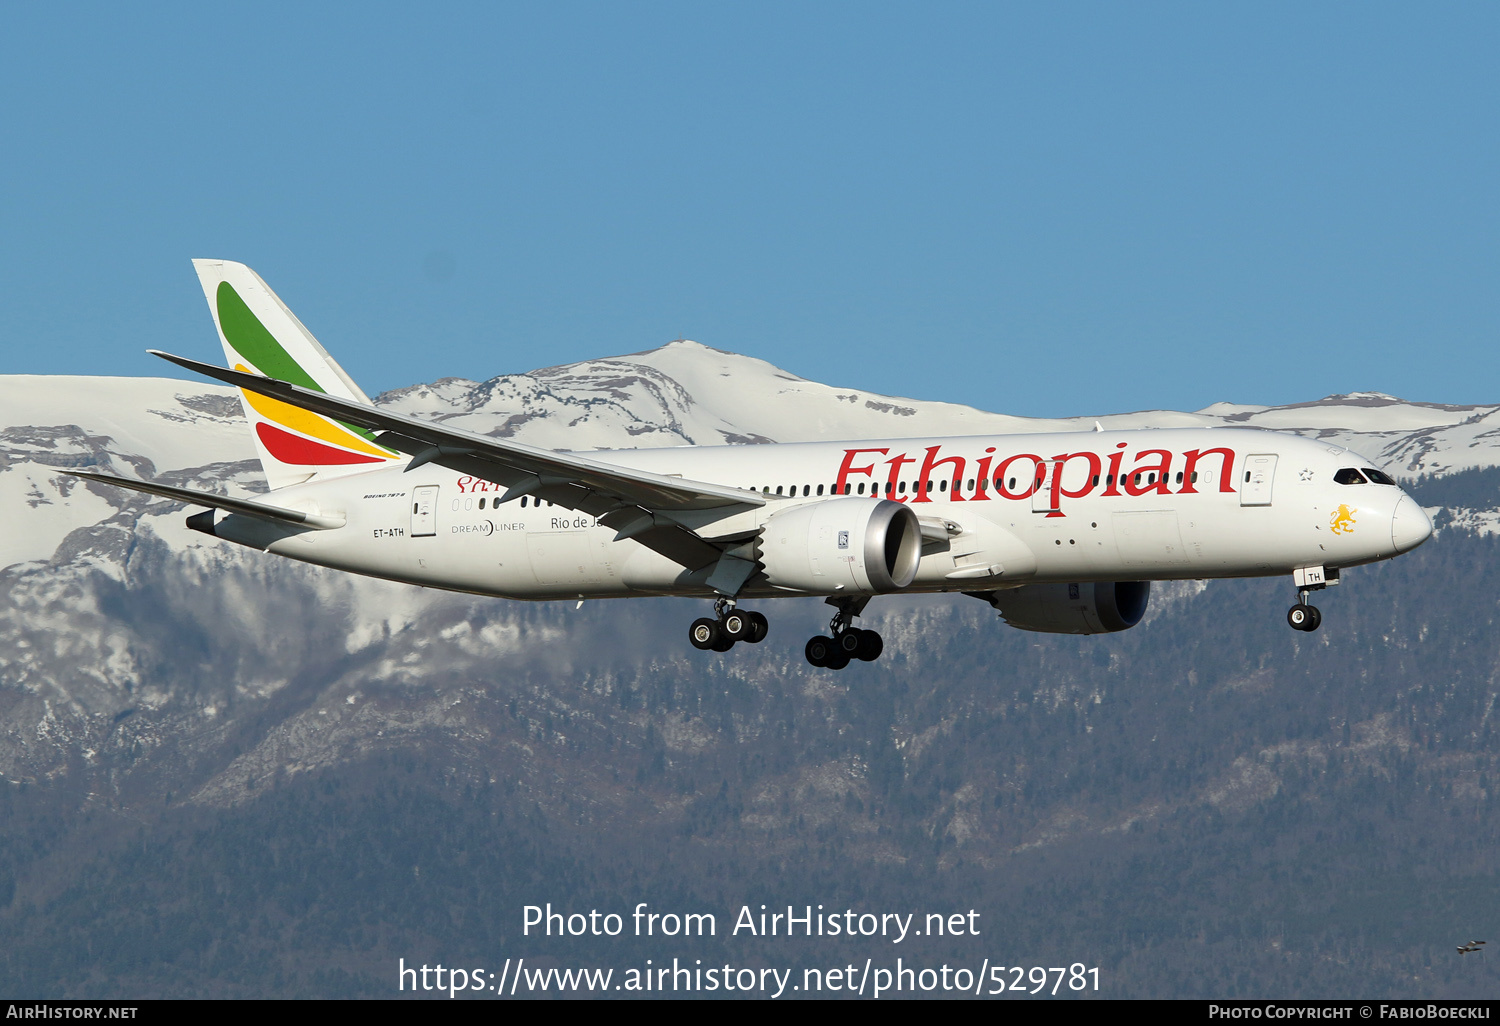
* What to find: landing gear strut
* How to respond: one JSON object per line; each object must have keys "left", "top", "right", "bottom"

{"left": 1286, "top": 567, "right": 1337, "bottom": 633}
{"left": 805, "top": 597, "right": 884, "bottom": 669}
{"left": 688, "top": 598, "right": 768, "bottom": 652}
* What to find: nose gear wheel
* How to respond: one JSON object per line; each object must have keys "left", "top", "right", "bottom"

{"left": 1287, "top": 603, "right": 1322, "bottom": 632}
{"left": 1286, "top": 583, "right": 1324, "bottom": 632}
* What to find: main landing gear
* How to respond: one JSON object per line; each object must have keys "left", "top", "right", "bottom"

{"left": 689, "top": 598, "right": 769, "bottom": 652}
{"left": 805, "top": 597, "right": 885, "bottom": 670}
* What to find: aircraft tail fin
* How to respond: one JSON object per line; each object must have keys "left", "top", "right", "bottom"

{"left": 191, "top": 259, "right": 402, "bottom": 490}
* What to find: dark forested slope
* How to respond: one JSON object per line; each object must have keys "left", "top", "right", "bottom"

{"left": 1, "top": 529, "right": 1497, "bottom": 998}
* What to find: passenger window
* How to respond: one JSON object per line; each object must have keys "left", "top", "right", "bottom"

{"left": 1334, "top": 468, "right": 1367, "bottom": 485}
{"left": 817, "top": 484, "right": 824, "bottom": 496}
{"left": 776, "top": 486, "right": 784, "bottom": 495}
{"left": 940, "top": 480, "right": 948, "bottom": 492}
{"left": 1007, "top": 477, "right": 1016, "bottom": 490}
{"left": 857, "top": 482, "right": 865, "bottom": 495}
{"left": 1191, "top": 472, "right": 1199, "bottom": 483}
{"left": 898, "top": 481, "right": 906, "bottom": 494}
{"left": 1174, "top": 472, "right": 1183, "bottom": 484}
{"left": 521, "top": 497, "right": 528, "bottom": 507}
{"left": 479, "top": 498, "right": 487, "bottom": 509}
{"left": 803, "top": 485, "right": 810, "bottom": 496}
{"left": 1362, "top": 468, "right": 1396, "bottom": 485}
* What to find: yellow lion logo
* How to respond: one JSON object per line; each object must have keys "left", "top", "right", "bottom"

{"left": 1330, "top": 504, "right": 1357, "bottom": 535}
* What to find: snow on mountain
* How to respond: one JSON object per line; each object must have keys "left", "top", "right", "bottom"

{"left": 0, "top": 375, "right": 255, "bottom": 570}
{"left": 372, "top": 340, "right": 1500, "bottom": 473}
{"left": 0, "top": 464, "right": 117, "bottom": 569}
{"left": 1194, "top": 392, "right": 1500, "bottom": 477}
{"left": 0, "top": 340, "right": 1495, "bottom": 804}
{"left": 2, "top": 343, "right": 1498, "bottom": 577}
{"left": 0, "top": 374, "right": 253, "bottom": 473}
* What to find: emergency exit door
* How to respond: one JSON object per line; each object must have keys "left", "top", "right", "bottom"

{"left": 1240, "top": 455, "right": 1277, "bottom": 507}
{"left": 1031, "top": 461, "right": 1057, "bottom": 513}
{"left": 411, "top": 485, "right": 439, "bottom": 536}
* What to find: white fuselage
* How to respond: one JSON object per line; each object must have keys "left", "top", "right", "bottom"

{"left": 208, "top": 427, "right": 1428, "bottom": 601}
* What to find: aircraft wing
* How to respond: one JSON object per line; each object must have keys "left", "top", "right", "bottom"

{"left": 150, "top": 351, "right": 767, "bottom": 580}
{"left": 70, "top": 471, "right": 346, "bottom": 529}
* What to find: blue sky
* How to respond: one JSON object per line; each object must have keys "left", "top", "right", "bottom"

{"left": 0, "top": 3, "right": 1495, "bottom": 419}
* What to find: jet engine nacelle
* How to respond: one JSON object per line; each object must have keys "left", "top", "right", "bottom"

{"left": 758, "top": 498, "right": 922, "bottom": 595}
{"left": 981, "top": 581, "right": 1151, "bottom": 635}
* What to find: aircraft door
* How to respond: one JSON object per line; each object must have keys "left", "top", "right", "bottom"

{"left": 1030, "top": 461, "right": 1057, "bottom": 513}
{"left": 1240, "top": 455, "right": 1277, "bottom": 507}
{"left": 411, "top": 485, "right": 439, "bottom": 536}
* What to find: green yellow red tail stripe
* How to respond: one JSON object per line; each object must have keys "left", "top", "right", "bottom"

{"left": 194, "top": 259, "right": 403, "bottom": 487}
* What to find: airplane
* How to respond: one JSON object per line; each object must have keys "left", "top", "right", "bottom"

{"left": 73, "top": 260, "right": 1435, "bottom": 669}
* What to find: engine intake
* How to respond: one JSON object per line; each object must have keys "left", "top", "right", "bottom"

{"left": 759, "top": 498, "right": 922, "bottom": 595}
{"left": 975, "top": 581, "right": 1151, "bottom": 634}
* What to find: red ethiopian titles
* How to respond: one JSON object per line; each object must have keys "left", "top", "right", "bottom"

{"left": 833, "top": 444, "right": 1236, "bottom": 517}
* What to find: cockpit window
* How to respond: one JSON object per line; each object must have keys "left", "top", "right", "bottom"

{"left": 1362, "top": 467, "right": 1396, "bottom": 485}
{"left": 1334, "top": 468, "right": 1367, "bottom": 485}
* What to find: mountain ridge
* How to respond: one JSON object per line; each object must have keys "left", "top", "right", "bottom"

{"left": 2, "top": 342, "right": 1499, "bottom": 997}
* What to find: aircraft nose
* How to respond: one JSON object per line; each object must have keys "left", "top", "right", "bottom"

{"left": 1391, "top": 494, "right": 1433, "bottom": 554}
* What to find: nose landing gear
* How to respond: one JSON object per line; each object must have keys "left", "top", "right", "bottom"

{"left": 805, "top": 597, "right": 885, "bottom": 669}
{"left": 1287, "top": 602, "right": 1322, "bottom": 632}
{"left": 1286, "top": 567, "right": 1337, "bottom": 632}
{"left": 688, "top": 599, "right": 768, "bottom": 652}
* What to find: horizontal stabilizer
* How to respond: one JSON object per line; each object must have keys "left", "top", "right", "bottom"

{"left": 69, "top": 472, "right": 345, "bottom": 530}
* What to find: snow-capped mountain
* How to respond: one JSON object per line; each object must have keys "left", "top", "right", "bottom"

{"left": 5, "top": 342, "right": 1499, "bottom": 999}
{"left": 375, "top": 341, "right": 1500, "bottom": 476}
{"left": 9, "top": 340, "right": 1496, "bottom": 490}
{"left": 0, "top": 341, "right": 1495, "bottom": 796}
